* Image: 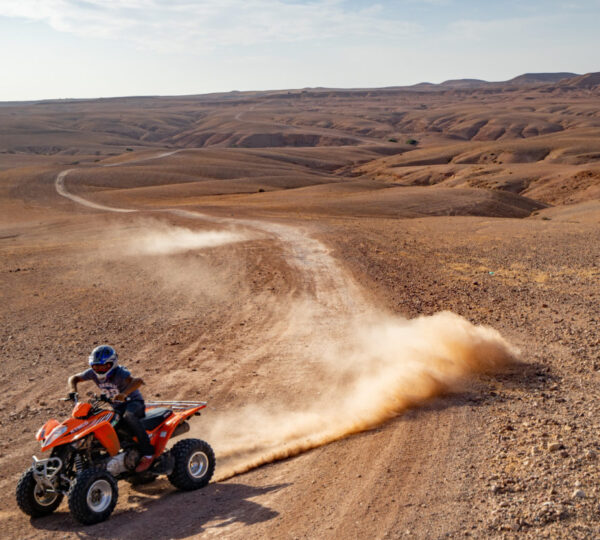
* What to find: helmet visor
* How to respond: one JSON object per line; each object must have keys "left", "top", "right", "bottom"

{"left": 92, "top": 362, "right": 113, "bottom": 374}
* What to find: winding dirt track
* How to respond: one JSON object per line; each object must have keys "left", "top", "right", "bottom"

{"left": 54, "top": 155, "right": 365, "bottom": 320}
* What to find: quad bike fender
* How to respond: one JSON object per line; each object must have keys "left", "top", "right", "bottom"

{"left": 36, "top": 419, "right": 60, "bottom": 441}
{"left": 93, "top": 422, "right": 120, "bottom": 456}
{"left": 149, "top": 406, "right": 204, "bottom": 457}
{"left": 41, "top": 412, "right": 117, "bottom": 452}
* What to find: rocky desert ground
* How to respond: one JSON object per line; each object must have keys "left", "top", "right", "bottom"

{"left": 1, "top": 73, "right": 599, "bottom": 538}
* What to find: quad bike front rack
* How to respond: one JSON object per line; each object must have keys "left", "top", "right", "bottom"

{"left": 32, "top": 456, "right": 63, "bottom": 490}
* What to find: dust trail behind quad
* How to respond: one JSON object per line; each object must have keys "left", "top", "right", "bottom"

{"left": 55, "top": 153, "right": 518, "bottom": 482}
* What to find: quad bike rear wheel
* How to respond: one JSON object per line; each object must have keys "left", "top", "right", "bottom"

{"left": 168, "top": 438, "right": 215, "bottom": 491}
{"left": 16, "top": 468, "right": 64, "bottom": 517}
{"left": 68, "top": 468, "right": 118, "bottom": 525}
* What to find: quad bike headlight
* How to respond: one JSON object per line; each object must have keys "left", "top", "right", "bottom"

{"left": 43, "top": 425, "right": 68, "bottom": 446}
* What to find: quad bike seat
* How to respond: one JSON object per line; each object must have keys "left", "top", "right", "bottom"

{"left": 141, "top": 408, "right": 173, "bottom": 431}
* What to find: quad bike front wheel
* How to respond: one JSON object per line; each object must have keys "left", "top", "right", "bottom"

{"left": 16, "top": 468, "right": 64, "bottom": 517}
{"left": 168, "top": 438, "right": 215, "bottom": 491}
{"left": 68, "top": 468, "right": 118, "bottom": 525}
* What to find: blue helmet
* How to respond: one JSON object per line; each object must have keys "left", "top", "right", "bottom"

{"left": 89, "top": 345, "right": 118, "bottom": 381}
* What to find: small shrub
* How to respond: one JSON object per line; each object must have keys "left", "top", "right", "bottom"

{"left": 406, "top": 138, "right": 418, "bottom": 146}
{"left": 126, "top": 148, "right": 134, "bottom": 152}
{"left": 388, "top": 138, "right": 398, "bottom": 143}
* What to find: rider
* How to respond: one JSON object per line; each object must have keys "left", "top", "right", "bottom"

{"left": 67, "top": 345, "right": 155, "bottom": 473}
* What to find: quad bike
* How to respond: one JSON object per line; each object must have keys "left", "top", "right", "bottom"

{"left": 16, "top": 393, "right": 215, "bottom": 525}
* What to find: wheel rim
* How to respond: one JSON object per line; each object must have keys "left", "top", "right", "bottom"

{"left": 34, "top": 484, "right": 59, "bottom": 507}
{"left": 86, "top": 479, "right": 112, "bottom": 513}
{"left": 188, "top": 451, "right": 209, "bottom": 478}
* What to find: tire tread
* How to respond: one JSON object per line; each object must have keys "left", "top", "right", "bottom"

{"left": 16, "top": 468, "right": 63, "bottom": 517}
{"left": 68, "top": 468, "right": 118, "bottom": 525}
{"left": 167, "top": 438, "right": 215, "bottom": 491}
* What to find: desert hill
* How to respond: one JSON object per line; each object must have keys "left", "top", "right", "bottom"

{"left": 558, "top": 71, "right": 600, "bottom": 89}
{"left": 440, "top": 78, "right": 488, "bottom": 88}
{"left": 508, "top": 72, "right": 578, "bottom": 84}
{"left": 3, "top": 73, "right": 600, "bottom": 207}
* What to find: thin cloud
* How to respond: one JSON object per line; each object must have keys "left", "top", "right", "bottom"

{"left": 2, "top": 0, "right": 422, "bottom": 52}
{"left": 447, "top": 14, "right": 559, "bottom": 42}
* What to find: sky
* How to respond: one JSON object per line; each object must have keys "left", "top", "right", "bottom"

{"left": 0, "top": 0, "right": 598, "bottom": 101}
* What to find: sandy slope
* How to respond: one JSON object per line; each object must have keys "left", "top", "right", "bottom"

{"left": 1, "top": 83, "right": 600, "bottom": 538}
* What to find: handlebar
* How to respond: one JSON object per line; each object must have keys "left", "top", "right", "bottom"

{"left": 60, "top": 393, "right": 115, "bottom": 405}
{"left": 59, "top": 391, "right": 79, "bottom": 403}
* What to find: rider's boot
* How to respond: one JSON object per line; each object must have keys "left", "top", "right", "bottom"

{"left": 135, "top": 455, "right": 154, "bottom": 473}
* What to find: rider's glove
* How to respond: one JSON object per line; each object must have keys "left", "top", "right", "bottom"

{"left": 68, "top": 391, "right": 78, "bottom": 402}
{"left": 99, "top": 393, "right": 110, "bottom": 402}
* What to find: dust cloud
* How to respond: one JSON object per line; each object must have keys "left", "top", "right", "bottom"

{"left": 87, "top": 220, "right": 253, "bottom": 317}
{"left": 125, "top": 219, "right": 518, "bottom": 482}
{"left": 203, "top": 308, "right": 518, "bottom": 482}
{"left": 125, "top": 223, "right": 250, "bottom": 255}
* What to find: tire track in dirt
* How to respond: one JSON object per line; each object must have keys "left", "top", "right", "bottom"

{"left": 55, "top": 150, "right": 182, "bottom": 212}
{"left": 56, "top": 169, "right": 136, "bottom": 213}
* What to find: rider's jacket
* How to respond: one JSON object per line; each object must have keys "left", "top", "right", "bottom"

{"left": 77, "top": 366, "right": 144, "bottom": 403}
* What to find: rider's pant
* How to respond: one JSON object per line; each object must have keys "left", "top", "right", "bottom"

{"left": 117, "top": 400, "right": 154, "bottom": 456}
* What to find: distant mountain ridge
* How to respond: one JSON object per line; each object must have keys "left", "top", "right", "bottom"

{"left": 508, "top": 72, "right": 578, "bottom": 84}
{"left": 412, "top": 72, "right": 593, "bottom": 90}
{"left": 440, "top": 79, "right": 488, "bottom": 88}
{"left": 279, "top": 72, "right": 598, "bottom": 99}
{"left": 3, "top": 72, "right": 599, "bottom": 106}
{"left": 558, "top": 72, "right": 600, "bottom": 88}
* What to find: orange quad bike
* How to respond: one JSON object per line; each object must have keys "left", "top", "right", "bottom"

{"left": 16, "top": 393, "right": 215, "bottom": 525}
